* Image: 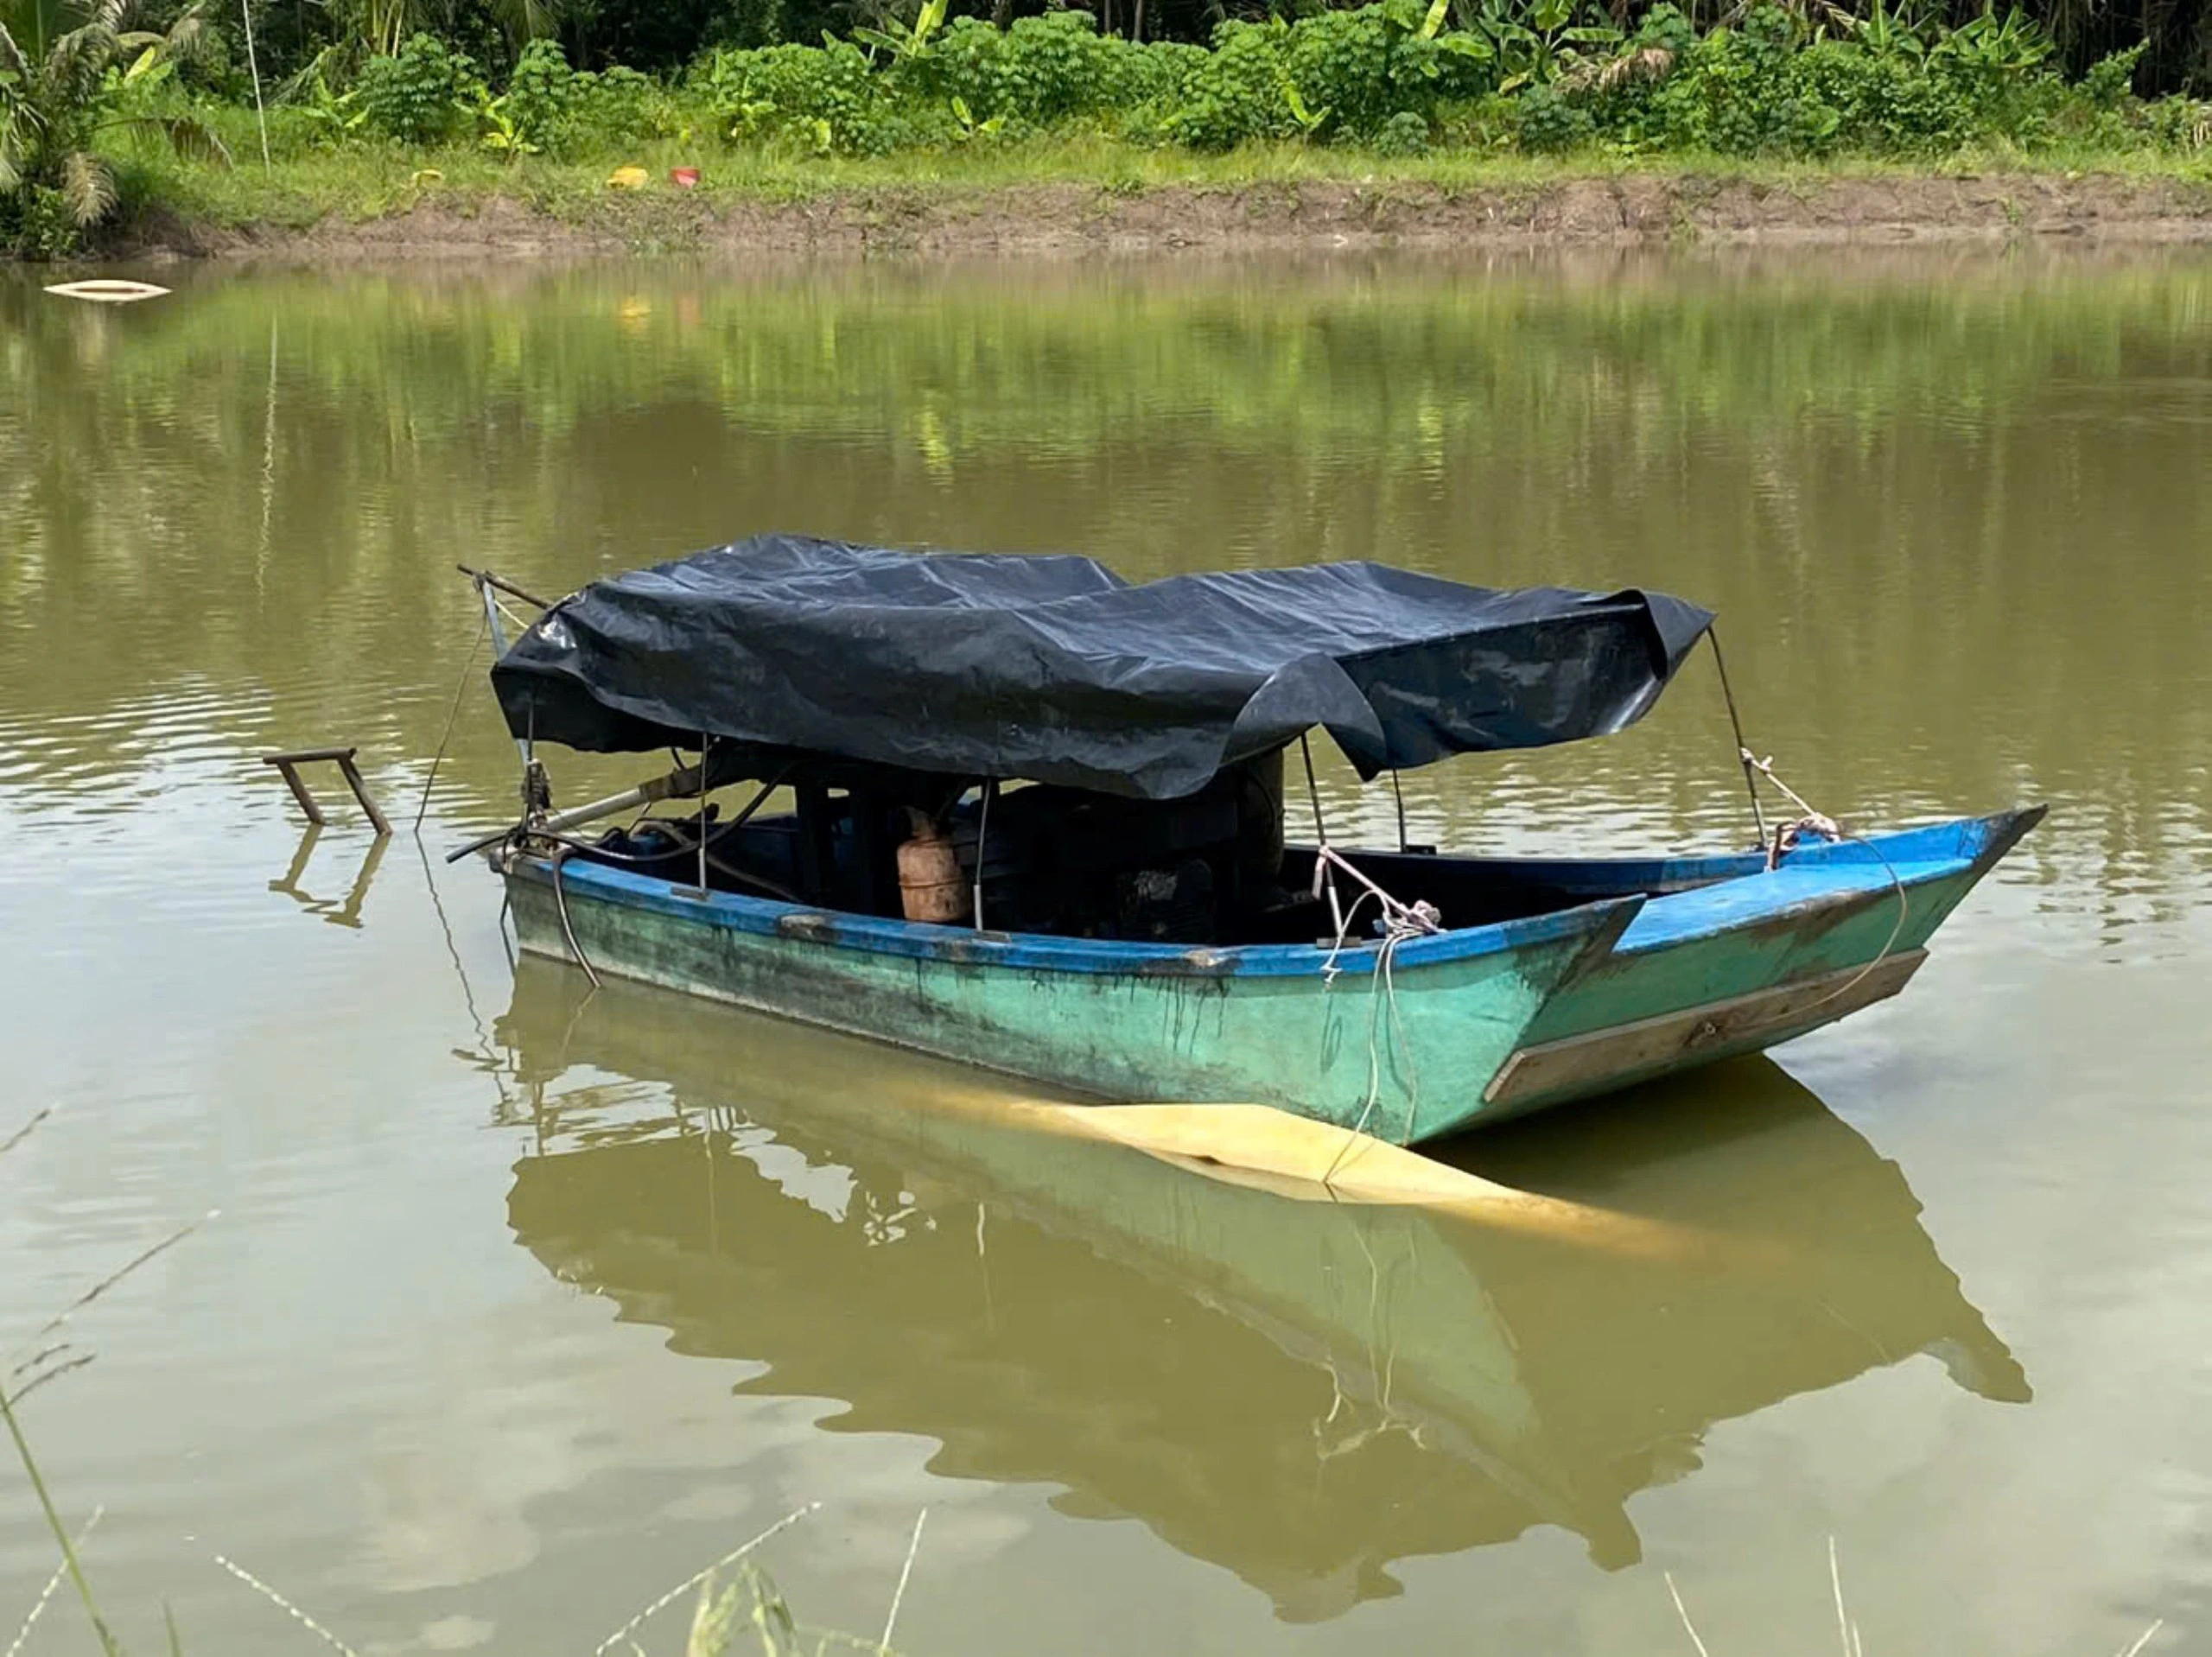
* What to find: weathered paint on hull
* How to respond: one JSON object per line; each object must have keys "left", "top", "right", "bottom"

{"left": 499, "top": 807, "right": 2039, "bottom": 1140}
{"left": 1473, "top": 808, "right": 2044, "bottom": 1121}
{"left": 504, "top": 858, "right": 1634, "bottom": 1141}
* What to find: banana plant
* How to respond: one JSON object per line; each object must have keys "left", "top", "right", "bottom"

{"left": 1375, "top": 0, "right": 1494, "bottom": 80}
{"left": 1842, "top": 0, "right": 1931, "bottom": 62}
{"left": 283, "top": 47, "right": 369, "bottom": 146}
{"left": 1469, "top": 0, "right": 1619, "bottom": 92}
{"left": 1933, "top": 5, "right": 2051, "bottom": 75}
{"left": 467, "top": 83, "right": 535, "bottom": 158}
{"left": 854, "top": 0, "right": 946, "bottom": 69}
{"left": 1281, "top": 79, "right": 1329, "bottom": 136}
{"left": 948, "top": 92, "right": 1005, "bottom": 142}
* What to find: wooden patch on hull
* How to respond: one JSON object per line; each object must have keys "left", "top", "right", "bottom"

{"left": 1483, "top": 949, "right": 1927, "bottom": 1109}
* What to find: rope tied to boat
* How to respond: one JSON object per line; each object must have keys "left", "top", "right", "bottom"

{"left": 1311, "top": 848, "right": 1444, "bottom": 1177}
{"left": 1741, "top": 750, "right": 1844, "bottom": 871}
{"left": 1706, "top": 632, "right": 1926, "bottom": 1027}
{"left": 1733, "top": 750, "right": 1916, "bottom": 1019}
{"left": 1312, "top": 843, "right": 1443, "bottom": 979}
{"left": 1298, "top": 741, "right": 1446, "bottom": 1173}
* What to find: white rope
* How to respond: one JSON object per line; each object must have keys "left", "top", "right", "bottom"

{"left": 1309, "top": 842, "right": 1443, "bottom": 1180}
{"left": 1738, "top": 752, "right": 1912, "bottom": 1019}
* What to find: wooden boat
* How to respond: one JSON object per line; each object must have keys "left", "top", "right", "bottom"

{"left": 469, "top": 536, "right": 2041, "bottom": 1143}
{"left": 495, "top": 963, "right": 2029, "bottom": 1612}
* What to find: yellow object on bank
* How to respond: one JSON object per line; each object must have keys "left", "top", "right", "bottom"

{"left": 607, "top": 166, "right": 649, "bottom": 190}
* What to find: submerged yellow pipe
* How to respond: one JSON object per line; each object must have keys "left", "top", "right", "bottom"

{"left": 908, "top": 1089, "right": 1750, "bottom": 1266}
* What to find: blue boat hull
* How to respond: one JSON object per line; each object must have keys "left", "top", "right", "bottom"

{"left": 498, "top": 807, "right": 2040, "bottom": 1140}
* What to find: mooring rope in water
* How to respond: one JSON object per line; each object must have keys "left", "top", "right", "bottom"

{"left": 547, "top": 845, "right": 601, "bottom": 990}
{"left": 1294, "top": 714, "right": 1446, "bottom": 1180}
{"left": 412, "top": 605, "right": 492, "bottom": 833}
{"left": 1307, "top": 841, "right": 1444, "bottom": 1182}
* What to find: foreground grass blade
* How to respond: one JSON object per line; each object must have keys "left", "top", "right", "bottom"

{"left": 0, "top": 1387, "right": 123, "bottom": 1656}
{"left": 0, "top": 1108, "right": 50, "bottom": 1160}
{"left": 5, "top": 1506, "right": 104, "bottom": 1657}
{"left": 593, "top": 1503, "right": 820, "bottom": 1656}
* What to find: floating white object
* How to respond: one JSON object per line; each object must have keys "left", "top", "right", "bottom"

{"left": 42, "top": 279, "right": 171, "bottom": 304}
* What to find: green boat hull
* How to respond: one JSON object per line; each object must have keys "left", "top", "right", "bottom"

{"left": 499, "top": 806, "right": 2039, "bottom": 1140}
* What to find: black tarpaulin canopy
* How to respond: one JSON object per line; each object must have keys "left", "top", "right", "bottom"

{"left": 492, "top": 535, "right": 1715, "bottom": 802}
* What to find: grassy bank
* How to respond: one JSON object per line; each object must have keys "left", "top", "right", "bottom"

{"left": 10, "top": 1, "right": 2212, "bottom": 258}
{"left": 85, "top": 141, "right": 2212, "bottom": 258}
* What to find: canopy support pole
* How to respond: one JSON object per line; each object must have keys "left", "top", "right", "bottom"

{"left": 1300, "top": 735, "right": 1345, "bottom": 939}
{"left": 1706, "top": 629, "right": 1769, "bottom": 848}
{"left": 696, "top": 733, "right": 712, "bottom": 897}
{"left": 1390, "top": 771, "right": 1408, "bottom": 853}
{"left": 972, "top": 778, "right": 996, "bottom": 931}
{"left": 471, "top": 572, "right": 536, "bottom": 781}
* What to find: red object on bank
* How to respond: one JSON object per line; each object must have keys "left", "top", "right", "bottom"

{"left": 670, "top": 168, "right": 701, "bottom": 189}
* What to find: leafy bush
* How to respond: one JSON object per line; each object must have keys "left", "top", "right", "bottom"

{"left": 1516, "top": 81, "right": 1595, "bottom": 150}
{"left": 0, "top": 0, "right": 228, "bottom": 252}
{"left": 357, "top": 33, "right": 478, "bottom": 145}
{"left": 2142, "top": 90, "right": 2212, "bottom": 149}
{"left": 1283, "top": 3, "right": 1459, "bottom": 139}
{"left": 583, "top": 66, "right": 685, "bottom": 143}
{"left": 1374, "top": 107, "right": 1433, "bottom": 152}
{"left": 921, "top": 11, "right": 1155, "bottom": 130}
{"left": 502, "top": 38, "right": 582, "bottom": 155}
{"left": 1154, "top": 20, "right": 1297, "bottom": 149}
{"left": 702, "top": 36, "right": 910, "bottom": 153}
{"left": 1643, "top": 6, "right": 1813, "bottom": 155}
{"left": 68, "top": 0, "right": 2212, "bottom": 180}
{"left": 2082, "top": 41, "right": 2147, "bottom": 107}
{"left": 997, "top": 11, "right": 1112, "bottom": 122}
{"left": 1548, "top": 2, "right": 2069, "bottom": 158}
{"left": 0, "top": 186, "right": 85, "bottom": 259}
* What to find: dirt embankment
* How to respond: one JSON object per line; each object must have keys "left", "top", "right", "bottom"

{"left": 131, "top": 171, "right": 2212, "bottom": 260}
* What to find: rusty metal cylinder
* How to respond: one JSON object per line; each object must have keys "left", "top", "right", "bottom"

{"left": 897, "top": 810, "right": 967, "bottom": 924}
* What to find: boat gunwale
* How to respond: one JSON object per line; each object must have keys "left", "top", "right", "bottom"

{"left": 500, "top": 807, "right": 2037, "bottom": 982}
{"left": 502, "top": 851, "right": 1646, "bottom": 979}
{"left": 1329, "top": 807, "right": 2042, "bottom": 895}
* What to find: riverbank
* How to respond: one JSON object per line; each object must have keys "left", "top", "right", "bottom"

{"left": 99, "top": 161, "right": 2212, "bottom": 260}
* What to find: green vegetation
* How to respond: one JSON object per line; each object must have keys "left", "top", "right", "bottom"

{"left": 0, "top": 0, "right": 228, "bottom": 255}
{"left": 4, "top": 0, "right": 2212, "bottom": 255}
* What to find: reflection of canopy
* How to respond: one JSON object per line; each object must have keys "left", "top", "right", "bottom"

{"left": 497, "top": 965, "right": 2026, "bottom": 1621}
{"left": 489, "top": 536, "right": 1715, "bottom": 799}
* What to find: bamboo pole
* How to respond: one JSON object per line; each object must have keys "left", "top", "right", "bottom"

{"left": 239, "top": 0, "right": 271, "bottom": 173}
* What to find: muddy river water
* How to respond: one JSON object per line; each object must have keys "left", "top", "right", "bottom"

{"left": 3, "top": 251, "right": 2209, "bottom": 1654}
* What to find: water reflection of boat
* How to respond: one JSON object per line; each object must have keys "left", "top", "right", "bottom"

{"left": 494, "top": 961, "right": 2028, "bottom": 1622}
